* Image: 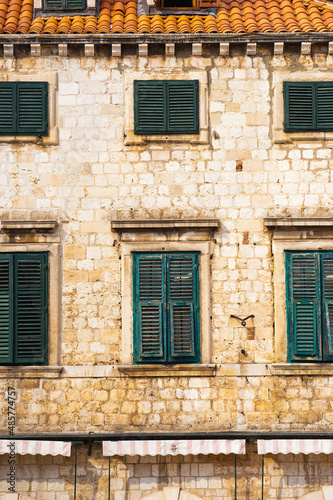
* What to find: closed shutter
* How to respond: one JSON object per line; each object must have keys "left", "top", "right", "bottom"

{"left": 66, "top": 0, "right": 86, "bottom": 10}
{"left": 0, "top": 84, "right": 15, "bottom": 135}
{"left": 317, "top": 83, "right": 333, "bottom": 131}
{"left": 134, "top": 81, "right": 166, "bottom": 134}
{"left": 283, "top": 82, "right": 315, "bottom": 132}
{"left": 167, "top": 81, "right": 199, "bottom": 134}
{"left": 322, "top": 253, "right": 333, "bottom": 360}
{"left": 286, "top": 252, "right": 321, "bottom": 361}
{"left": 43, "top": 0, "right": 63, "bottom": 10}
{"left": 168, "top": 254, "right": 199, "bottom": 362}
{"left": 0, "top": 255, "right": 14, "bottom": 364}
{"left": 17, "top": 83, "right": 48, "bottom": 136}
{"left": 14, "top": 253, "right": 48, "bottom": 364}
{"left": 133, "top": 254, "right": 165, "bottom": 362}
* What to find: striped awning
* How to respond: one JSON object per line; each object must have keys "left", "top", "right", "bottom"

{"left": 0, "top": 440, "right": 71, "bottom": 457}
{"left": 103, "top": 439, "right": 246, "bottom": 456}
{"left": 257, "top": 439, "right": 333, "bottom": 455}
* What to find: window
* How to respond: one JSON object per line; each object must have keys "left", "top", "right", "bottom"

{"left": 0, "top": 82, "right": 48, "bottom": 136}
{"left": 133, "top": 252, "right": 200, "bottom": 364}
{"left": 286, "top": 251, "right": 333, "bottom": 363}
{"left": 0, "top": 253, "right": 48, "bottom": 365}
{"left": 134, "top": 80, "right": 199, "bottom": 135}
{"left": 284, "top": 81, "right": 333, "bottom": 132}
{"left": 43, "top": 0, "right": 86, "bottom": 11}
{"left": 158, "top": 0, "right": 198, "bottom": 8}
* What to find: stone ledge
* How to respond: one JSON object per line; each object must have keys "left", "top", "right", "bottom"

{"left": 272, "top": 363, "right": 333, "bottom": 375}
{"left": 0, "top": 366, "right": 63, "bottom": 378}
{"left": 264, "top": 218, "right": 333, "bottom": 229}
{"left": 111, "top": 219, "right": 219, "bottom": 231}
{"left": 118, "top": 364, "right": 216, "bottom": 377}
{"left": 0, "top": 221, "right": 58, "bottom": 233}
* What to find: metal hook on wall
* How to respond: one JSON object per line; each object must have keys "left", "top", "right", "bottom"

{"left": 230, "top": 314, "right": 254, "bottom": 327}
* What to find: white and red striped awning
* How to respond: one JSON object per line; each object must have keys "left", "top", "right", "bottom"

{"left": 0, "top": 440, "right": 71, "bottom": 457}
{"left": 257, "top": 439, "right": 333, "bottom": 455}
{"left": 103, "top": 439, "right": 246, "bottom": 457}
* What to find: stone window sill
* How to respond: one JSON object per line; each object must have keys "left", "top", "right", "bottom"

{"left": 0, "top": 366, "right": 63, "bottom": 378}
{"left": 272, "top": 363, "right": 333, "bottom": 375}
{"left": 118, "top": 364, "right": 216, "bottom": 377}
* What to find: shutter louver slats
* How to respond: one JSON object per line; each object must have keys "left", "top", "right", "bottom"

{"left": 317, "top": 85, "right": 333, "bottom": 130}
{"left": 15, "top": 255, "right": 47, "bottom": 364}
{"left": 17, "top": 84, "right": 48, "bottom": 136}
{"left": 0, "top": 85, "right": 15, "bottom": 135}
{"left": 169, "top": 256, "right": 198, "bottom": 361}
{"left": 66, "top": 0, "right": 86, "bottom": 10}
{"left": 284, "top": 82, "right": 314, "bottom": 131}
{"left": 322, "top": 255, "right": 333, "bottom": 359}
{"left": 43, "top": 0, "right": 62, "bottom": 8}
{"left": 135, "top": 257, "right": 164, "bottom": 361}
{"left": 134, "top": 81, "right": 165, "bottom": 134}
{"left": 288, "top": 253, "right": 321, "bottom": 361}
{"left": 168, "top": 82, "right": 198, "bottom": 134}
{"left": 0, "top": 257, "right": 13, "bottom": 363}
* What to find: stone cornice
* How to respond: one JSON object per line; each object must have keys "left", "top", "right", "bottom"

{"left": 111, "top": 219, "right": 219, "bottom": 232}
{"left": 264, "top": 217, "right": 333, "bottom": 230}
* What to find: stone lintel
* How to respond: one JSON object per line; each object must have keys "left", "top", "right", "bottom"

{"left": 118, "top": 364, "right": 216, "bottom": 377}
{"left": 264, "top": 217, "right": 333, "bottom": 229}
{"left": 111, "top": 219, "right": 220, "bottom": 231}
{"left": 0, "top": 220, "right": 58, "bottom": 233}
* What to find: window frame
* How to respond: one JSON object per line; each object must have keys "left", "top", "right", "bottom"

{"left": 0, "top": 223, "right": 61, "bottom": 367}
{"left": 0, "top": 82, "right": 48, "bottom": 137}
{"left": 42, "top": 0, "right": 87, "bottom": 12}
{"left": 124, "top": 71, "right": 208, "bottom": 145}
{"left": 283, "top": 81, "right": 333, "bottom": 133}
{"left": 132, "top": 251, "right": 200, "bottom": 365}
{"left": 0, "top": 252, "right": 48, "bottom": 366}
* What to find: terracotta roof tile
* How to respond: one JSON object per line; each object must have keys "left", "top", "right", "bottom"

{"left": 1, "top": 0, "right": 333, "bottom": 35}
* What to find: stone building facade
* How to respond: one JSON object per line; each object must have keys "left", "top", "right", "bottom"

{"left": 1, "top": 0, "right": 333, "bottom": 498}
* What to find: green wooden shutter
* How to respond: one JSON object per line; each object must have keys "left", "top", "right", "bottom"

{"left": 66, "top": 0, "right": 86, "bottom": 10}
{"left": 167, "top": 254, "right": 199, "bottom": 363}
{"left": 321, "top": 253, "right": 333, "bottom": 360}
{"left": 286, "top": 252, "right": 321, "bottom": 361}
{"left": 0, "top": 255, "right": 14, "bottom": 364}
{"left": 0, "top": 83, "right": 15, "bottom": 135}
{"left": 17, "top": 83, "right": 48, "bottom": 136}
{"left": 284, "top": 82, "right": 315, "bottom": 132}
{"left": 43, "top": 0, "right": 63, "bottom": 10}
{"left": 133, "top": 254, "right": 165, "bottom": 363}
{"left": 134, "top": 81, "right": 166, "bottom": 134}
{"left": 167, "top": 81, "right": 199, "bottom": 134}
{"left": 14, "top": 253, "right": 48, "bottom": 365}
{"left": 317, "top": 83, "right": 333, "bottom": 131}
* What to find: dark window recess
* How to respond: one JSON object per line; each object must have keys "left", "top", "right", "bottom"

{"left": 162, "top": 0, "right": 193, "bottom": 7}
{"left": 0, "top": 82, "right": 48, "bottom": 136}
{"left": 134, "top": 80, "right": 199, "bottom": 134}
{"left": 133, "top": 252, "right": 200, "bottom": 364}
{"left": 286, "top": 251, "right": 333, "bottom": 362}
{"left": 43, "top": 0, "right": 86, "bottom": 11}
{"left": 284, "top": 81, "right": 333, "bottom": 132}
{"left": 0, "top": 253, "right": 48, "bottom": 365}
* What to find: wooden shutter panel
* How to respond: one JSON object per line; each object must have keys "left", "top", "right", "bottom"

{"left": 66, "top": 0, "right": 86, "bottom": 10}
{"left": 287, "top": 253, "right": 321, "bottom": 361}
{"left": 0, "top": 83, "right": 15, "bottom": 135}
{"left": 322, "top": 253, "right": 333, "bottom": 360}
{"left": 168, "top": 254, "right": 199, "bottom": 363}
{"left": 133, "top": 254, "right": 165, "bottom": 363}
{"left": 17, "top": 83, "right": 48, "bottom": 136}
{"left": 43, "top": 0, "right": 63, "bottom": 10}
{"left": 317, "top": 83, "right": 333, "bottom": 131}
{"left": 283, "top": 82, "right": 315, "bottom": 132}
{"left": 0, "top": 255, "right": 14, "bottom": 363}
{"left": 14, "top": 253, "right": 48, "bottom": 365}
{"left": 134, "top": 81, "right": 166, "bottom": 134}
{"left": 167, "top": 81, "right": 199, "bottom": 134}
